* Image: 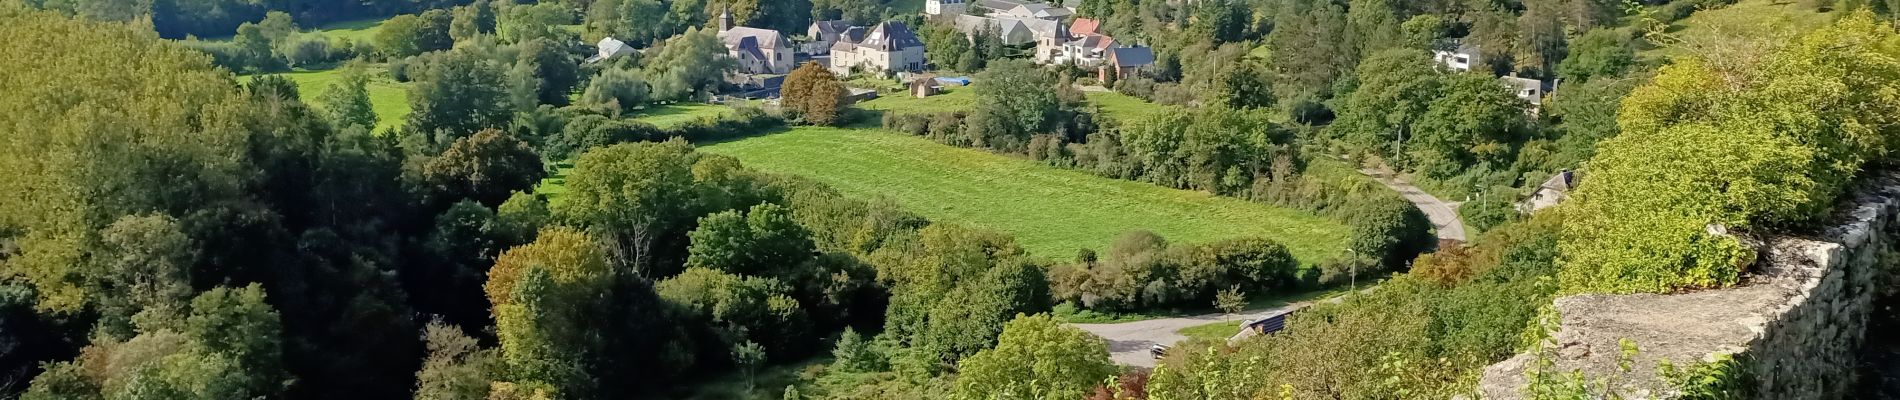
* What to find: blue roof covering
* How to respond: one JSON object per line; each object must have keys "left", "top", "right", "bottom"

{"left": 935, "top": 76, "right": 972, "bottom": 85}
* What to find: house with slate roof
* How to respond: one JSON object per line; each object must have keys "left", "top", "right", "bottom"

{"left": 830, "top": 21, "right": 927, "bottom": 77}
{"left": 717, "top": 7, "right": 794, "bottom": 75}
{"left": 1099, "top": 46, "right": 1154, "bottom": 80}
{"left": 805, "top": 20, "right": 855, "bottom": 55}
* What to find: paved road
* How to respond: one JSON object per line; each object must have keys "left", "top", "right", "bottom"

{"left": 1073, "top": 305, "right": 1302, "bottom": 368}
{"left": 1358, "top": 167, "right": 1467, "bottom": 242}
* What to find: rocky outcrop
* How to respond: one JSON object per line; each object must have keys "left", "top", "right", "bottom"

{"left": 1479, "top": 173, "right": 1900, "bottom": 399}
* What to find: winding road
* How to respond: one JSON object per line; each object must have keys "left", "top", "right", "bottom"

{"left": 1073, "top": 305, "right": 1303, "bottom": 368}
{"left": 1074, "top": 165, "right": 1465, "bottom": 367}
{"left": 1357, "top": 167, "right": 1467, "bottom": 242}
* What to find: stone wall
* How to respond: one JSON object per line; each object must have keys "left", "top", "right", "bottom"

{"left": 1478, "top": 173, "right": 1900, "bottom": 399}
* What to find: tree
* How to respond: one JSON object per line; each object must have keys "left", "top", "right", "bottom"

{"left": 1215, "top": 286, "right": 1246, "bottom": 317}
{"left": 500, "top": 2, "right": 575, "bottom": 44}
{"left": 685, "top": 203, "right": 816, "bottom": 278}
{"left": 1264, "top": 0, "right": 1354, "bottom": 119}
{"left": 315, "top": 65, "right": 378, "bottom": 131}
{"left": 486, "top": 227, "right": 614, "bottom": 397}
{"left": 781, "top": 61, "right": 847, "bottom": 125}
{"left": 414, "top": 321, "right": 499, "bottom": 400}
{"left": 513, "top": 38, "right": 582, "bottom": 107}
{"left": 89, "top": 214, "right": 197, "bottom": 338}
{"left": 451, "top": 0, "right": 498, "bottom": 42}
{"left": 1326, "top": 48, "right": 1442, "bottom": 162}
{"left": 376, "top": 14, "right": 427, "bottom": 57}
{"left": 971, "top": 60, "right": 1060, "bottom": 150}
{"left": 952, "top": 314, "right": 1117, "bottom": 400}
{"left": 733, "top": 341, "right": 768, "bottom": 392}
{"left": 580, "top": 67, "right": 652, "bottom": 113}
{"left": 1556, "top": 28, "right": 1635, "bottom": 82}
{"left": 407, "top": 48, "right": 514, "bottom": 142}
{"left": 423, "top": 129, "right": 547, "bottom": 207}
{"left": 256, "top": 11, "right": 297, "bottom": 44}
{"left": 1346, "top": 0, "right": 1401, "bottom": 55}
{"left": 645, "top": 27, "right": 738, "bottom": 102}
{"left": 233, "top": 22, "right": 280, "bottom": 72}
{"left": 1408, "top": 73, "right": 1528, "bottom": 179}
{"left": 553, "top": 140, "right": 703, "bottom": 275}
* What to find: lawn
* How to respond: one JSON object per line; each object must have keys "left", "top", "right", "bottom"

{"left": 856, "top": 86, "right": 977, "bottom": 113}
{"left": 309, "top": 17, "right": 389, "bottom": 43}
{"left": 631, "top": 103, "right": 737, "bottom": 129}
{"left": 698, "top": 127, "right": 1351, "bottom": 261}
{"left": 1085, "top": 91, "right": 1176, "bottom": 124}
{"left": 243, "top": 66, "right": 410, "bottom": 133}
{"left": 1179, "top": 320, "right": 1244, "bottom": 341}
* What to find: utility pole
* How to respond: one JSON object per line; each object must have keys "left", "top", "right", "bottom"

{"left": 1347, "top": 248, "right": 1357, "bottom": 291}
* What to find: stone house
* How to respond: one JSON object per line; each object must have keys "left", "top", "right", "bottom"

{"left": 1098, "top": 46, "right": 1154, "bottom": 81}
{"left": 1516, "top": 169, "right": 1574, "bottom": 213}
{"left": 830, "top": 21, "right": 926, "bottom": 77}
{"left": 805, "top": 20, "right": 854, "bottom": 55}
{"left": 717, "top": 8, "right": 794, "bottom": 75}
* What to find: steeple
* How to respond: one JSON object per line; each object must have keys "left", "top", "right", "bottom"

{"left": 718, "top": 5, "right": 732, "bottom": 32}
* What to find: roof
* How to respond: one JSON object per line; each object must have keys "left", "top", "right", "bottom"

{"left": 859, "top": 21, "right": 924, "bottom": 52}
{"left": 841, "top": 26, "right": 867, "bottom": 43}
{"left": 1070, "top": 18, "right": 1101, "bottom": 36}
{"left": 1107, "top": 47, "right": 1154, "bottom": 67}
{"left": 910, "top": 77, "right": 942, "bottom": 88}
{"left": 810, "top": 20, "right": 852, "bottom": 36}
{"left": 589, "top": 37, "right": 635, "bottom": 63}
{"left": 1069, "top": 34, "right": 1113, "bottom": 50}
{"left": 954, "top": 14, "right": 1064, "bottom": 44}
{"left": 720, "top": 26, "right": 786, "bottom": 51}
{"left": 1537, "top": 170, "right": 1575, "bottom": 193}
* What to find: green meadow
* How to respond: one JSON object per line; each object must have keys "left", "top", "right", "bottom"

{"left": 698, "top": 127, "right": 1350, "bottom": 262}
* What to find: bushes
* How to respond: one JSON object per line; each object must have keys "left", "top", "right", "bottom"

{"left": 1561, "top": 13, "right": 1900, "bottom": 294}
{"left": 1049, "top": 231, "right": 1299, "bottom": 313}
{"left": 1149, "top": 216, "right": 1563, "bottom": 399}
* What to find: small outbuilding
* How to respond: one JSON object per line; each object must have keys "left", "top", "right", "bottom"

{"left": 1517, "top": 169, "right": 1576, "bottom": 214}
{"left": 909, "top": 78, "right": 942, "bottom": 98}
{"left": 587, "top": 37, "right": 636, "bottom": 63}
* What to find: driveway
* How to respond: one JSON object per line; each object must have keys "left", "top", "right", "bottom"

{"left": 1358, "top": 167, "right": 1466, "bottom": 242}
{"left": 1073, "top": 305, "right": 1301, "bottom": 368}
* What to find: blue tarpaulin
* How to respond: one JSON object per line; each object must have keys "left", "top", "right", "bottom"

{"left": 935, "top": 76, "right": 972, "bottom": 86}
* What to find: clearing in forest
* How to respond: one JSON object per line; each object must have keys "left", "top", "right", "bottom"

{"left": 698, "top": 126, "right": 1351, "bottom": 262}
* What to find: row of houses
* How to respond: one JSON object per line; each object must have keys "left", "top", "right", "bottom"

{"left": 930, "top": 0, "right": 1158, "bottom": 81}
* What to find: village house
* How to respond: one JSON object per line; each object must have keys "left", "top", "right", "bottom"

{"left": 1500, "top": 75, "right": 1553, "bottom": 115}
{"left": 1041, "top": 18, "right": 1116, "bottom": 66}
{"left": 953, "top": 13, "right": 1066, "bottom": 46}
{"left": 587, "top": 37, "right": 636, "bottom": 63}
{"left": 830, "top": 21, "right": 927, "bottom": 77}
{"left": 1433, "top": 41, "right": 1482, "bottom": 72}
{"left": 1099, "top": 46, "right": 1154, "bottom": 81}
{"left": 926, "top": 0, "right": 968, "bottom": 16}
{"left": 717, "top": 8, "right": 794, "bottom": 75}
{"left": 1517, "top": 169, "right": 1575, "bottom": 213}
{"left": 804, "top": 20, "right": 854, "bottom": 55}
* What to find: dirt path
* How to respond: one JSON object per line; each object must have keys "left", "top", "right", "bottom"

{"left": 1357, "top": 167, "right": 1467, "bottom": 242}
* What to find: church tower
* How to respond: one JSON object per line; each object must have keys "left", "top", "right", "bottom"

{"left": 719, "top": 5, "right": 733, "bottom": 32}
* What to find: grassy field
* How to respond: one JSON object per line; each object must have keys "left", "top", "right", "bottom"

{"left": 1085, "top": 91, "right": 1176, "bottom": 124}
{"left": 243, "top": 66, "right": 409, "bottom": 133}
{"left": 310, "top": 17, "right": 388, "bottom": 43}
{"left": 699, "top": 127, "right": 1350, "bottom": 261}
{"left": 632, "top": 103, "right": 738, "bottom": 129}
{"left": 856, "top": 86, "right": 977, "bottom": 113}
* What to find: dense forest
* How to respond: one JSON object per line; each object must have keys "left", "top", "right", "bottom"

{"left": 7, "top": 0, "right": 1900, "bottom": 396}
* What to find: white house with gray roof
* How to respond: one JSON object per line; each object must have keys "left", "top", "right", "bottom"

{"left": 830, "top": 21, "right": 927, "bottom": 76}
